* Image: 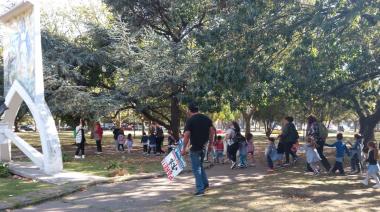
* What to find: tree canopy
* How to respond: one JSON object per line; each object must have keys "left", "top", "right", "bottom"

{"left": 0, "top": 0, "right": 378, "bottom": 141}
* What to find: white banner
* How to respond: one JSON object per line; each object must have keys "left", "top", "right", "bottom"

{"left": 161, "top": 139, "right": 186, "bottom": 181}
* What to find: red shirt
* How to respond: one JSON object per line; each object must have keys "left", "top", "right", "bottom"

{"left": 214, "top": 140, "right": 224, "bottom": 151}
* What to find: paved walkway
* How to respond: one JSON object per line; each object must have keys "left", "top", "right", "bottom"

{"left": 16, "top": 163, "right": 267, "bottom": 211}
{"left": 9, "top": 162, "right": 107, "bottom": 185}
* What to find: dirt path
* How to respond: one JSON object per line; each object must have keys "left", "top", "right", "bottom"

{"left": 16, "top": 163, "right": 267, "bottom": 212}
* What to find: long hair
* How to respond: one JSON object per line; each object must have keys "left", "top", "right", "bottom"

{"left": 232, "top": 121, "right": 240, "bottom": 133}
{"left": 368, "top": 141, "right": 378, "bottom": 160}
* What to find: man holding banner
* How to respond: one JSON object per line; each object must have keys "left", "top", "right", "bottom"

{"left": 181, "top": 102, "right": 215, "bottom": 197}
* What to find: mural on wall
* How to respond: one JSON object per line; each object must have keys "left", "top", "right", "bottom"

{"left": 2, "top": 9, "right": 35, "bottom": 99}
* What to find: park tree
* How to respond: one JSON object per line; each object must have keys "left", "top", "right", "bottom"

{"left": 39, "top": 1, "right": 124, "bottom": 127}
{"left": 193, "top": 0, "right": 311, "bottom": 135}
{"left": 284, "top": 0, "right": 379, "bottom": 143}
{"left": 103, "top": 0, "right": 217, "bottom": 138}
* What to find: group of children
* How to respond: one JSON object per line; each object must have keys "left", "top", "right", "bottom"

{"left": 265, "top": 132, "right": 380, "bottom": 188}
{"left": 116, "top": 130, "right": 134, "bottom": 153}
{"left": 140, "top": 130, "right": 179, "bottom": 155}
{"left": 208, "top": 133, "right": 256, "bottom": 168}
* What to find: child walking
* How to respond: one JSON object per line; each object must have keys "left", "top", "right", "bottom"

{"left": 126, "top": 134, "right": 133, "bottom": 153}
{"left": 304, "top": 138, "right": 321, "bottom": 175}
{"left": 325, "top": 133, "right": 349, "bottom": 175}
{"left": 349, "top": 134, "right": 363, "bottom": 174}
{"left": 117, "top": 130, "right": 125, "bottom": 152}
{"left": 265, "top": 137, "right": 278, "bottom": 172}
{"left": 141, "top": 132, "right": 149, "bottom": 155}
{"left": 246, "top": 133, "right": 256, "bottom": 167}
{"left": 361, "top": 141, "right": 380, "bottom": 188}
{"left": 238, "top": 138, "right": 248, "bottom": 168}
{"left": 213, "top": 136, "right": 224, "bottom": 164}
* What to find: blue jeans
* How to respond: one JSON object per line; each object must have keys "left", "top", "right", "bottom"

{"left": 267, "top": 155, "right": 273, "bottom": 169}
{"left": 240, "top": 153, "right": 247, "bottom": 166}
{"left": 190, "top": 150, "right": 209, "bottom": 193}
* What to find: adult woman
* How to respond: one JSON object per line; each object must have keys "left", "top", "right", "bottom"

{"left": 75, "top": 119, "right": 86, "bottom": 159}
{"left": 225, "top": 121, "right": 241, "bottom": 169}
{"left": 94, "top": 122, "right": 103, "bottom": 154}
{"left": 306, "top": 115, "right": 331, "bottom": 172}
{"left": 279, "top": 116, "right": 299, "bottom": 165}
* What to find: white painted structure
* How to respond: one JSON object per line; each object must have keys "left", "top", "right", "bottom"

{"left": 0, "top": 1, "right": 63, "bottom": 174}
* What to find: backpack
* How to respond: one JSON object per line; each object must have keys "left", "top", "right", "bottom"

{"left": 232, "top": 132, "right": 246, "bottom": 144}
{"left": 317, "top": 122, "right": 328, "bottom": 140}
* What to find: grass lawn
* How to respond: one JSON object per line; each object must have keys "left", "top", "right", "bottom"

{"left": 63, "top": 154, "right": 163, "bottom": 177}
{"left": 13, "top": 131, "right": 167, "bottom": 177}
{"left": 0, "top": 177, "right": 52, "bottom": 201}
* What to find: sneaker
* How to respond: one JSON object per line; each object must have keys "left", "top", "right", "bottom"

{"left": 194, "top": 192, "right": 205, "bottom": 197}
{"left": 283, "top": 163, "right": 290, "bottom": 167}
{"left": 313, "top": 172, "right": 320, "bottom": 176}
{"left": 373, "top": 184, "right": 380, "bottom": 189}
{"left": 231, "top": 162, "right": 237, "bottom": 169}
{"left": 74, "top": 155, "right": 81, "bottom": 159}
{"left": 361, "top": 180, "right": 368, "bottom": 186}
{"left": 81, "top": 155, "right": 85, "bottom": 159}
{"left": 204, "top": 184, "right": 210, "bottom": 190}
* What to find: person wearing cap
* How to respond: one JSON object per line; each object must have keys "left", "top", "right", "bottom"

{"left": 181, "top": 103, "right": 215, "bottom": 197}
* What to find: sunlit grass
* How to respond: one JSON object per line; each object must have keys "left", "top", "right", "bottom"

{"left": 0, "top": 178, "right": 52, "bottom": 201}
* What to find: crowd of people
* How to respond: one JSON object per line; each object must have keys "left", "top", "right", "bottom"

{"left": 72, "top": 108, "right": 380, "bottom": 196}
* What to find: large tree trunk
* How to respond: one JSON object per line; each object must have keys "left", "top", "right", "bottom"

{"left": 171, "top": 96, "right": 181, "bottom": 140}
{"left": 241, "top": 108, "right": 255, "bottom": 137}
{"left": 263, "top": 120, "right": 273, "bottom": 138}
{"left": 352, "top": 98, "right": 380, "bottom": 146}
{"left": 359, "top": 116, "right": 378, "bottom": 144}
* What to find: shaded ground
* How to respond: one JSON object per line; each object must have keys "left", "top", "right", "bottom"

{"left": 16, "top": 163, "right": 267, "bottom": 212}
{"left": 162, "top": 165, "right": 380, "bottom": 212}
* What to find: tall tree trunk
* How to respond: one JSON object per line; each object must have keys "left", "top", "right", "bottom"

{"left": 352, "top": 98, "right": 380, "bottom": 146}
{"left": 241, "top": 108, "right": 255, "bottom": 137}
{"left": 359, "top": 116, "right": 377, "bottom": 144}
{"left": 263, "top": 120, "right": 273, "bottom": 138}
{"left": 171, "top": 96, "right": 181, "bottom": 140}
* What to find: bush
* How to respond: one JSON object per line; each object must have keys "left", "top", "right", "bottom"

{"left": 62, "top": 152, "right": 72, "bottom": 162}
{"left": 106, "top": 161, "right": 123, "bottom": 170}
{"left": 0, "top": 162, "right": 10, "bottom": 178}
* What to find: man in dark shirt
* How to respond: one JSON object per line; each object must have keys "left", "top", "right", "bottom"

{"left": 181, "top": 103, "right": 215, "bottom": 196}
